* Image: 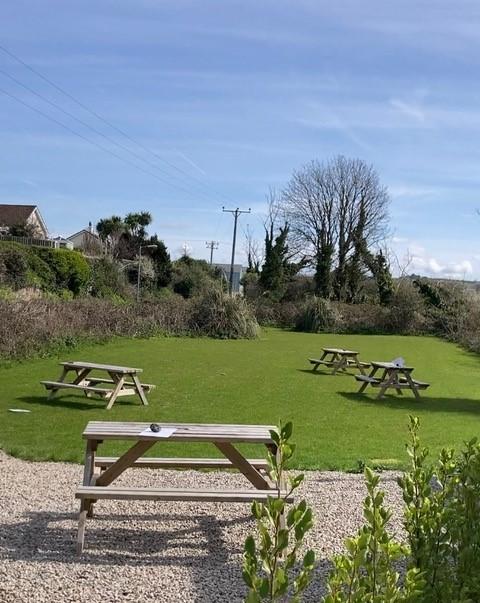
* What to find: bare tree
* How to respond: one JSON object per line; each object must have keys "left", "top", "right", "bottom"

{"left": 243, "top": 224, "right": 262, "bottom": 273}
{"left": 281, "top": 156, "right": 389, "bottom": 299}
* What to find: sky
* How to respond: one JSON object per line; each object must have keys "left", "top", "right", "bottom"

{"left": 1, "top": 1, "right": 480, "bottom": 278}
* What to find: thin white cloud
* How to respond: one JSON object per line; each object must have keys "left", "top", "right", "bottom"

{"left": 390, "top": 99, "right": 426, "bottom": 123}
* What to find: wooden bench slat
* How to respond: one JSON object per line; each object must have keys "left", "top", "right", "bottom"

{"left": 75, "top": 485, "right": 293, "bottom": 503}
{"left": 41, "top": 381, "right": 112, "bottom": 394}
{"left": 94, "top": 456, "right": 269, "bottom": 470}
{"left": 60, "top": 361, "right": 142, "bottom": 373}
{"left": 309, "top": 358, "right": 333, "bottom": 366}
{"left": 85, "top": 378, "right": 155, "bottom": 390}
{"left": 355, "top": 375, "right": 379, "bottom": 383}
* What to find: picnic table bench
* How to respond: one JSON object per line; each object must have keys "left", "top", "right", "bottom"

{"left": 309, "top": 347, "right": 369, "bottom": 375}
{"left": 355, "top": 361, "right": 430, "bottom": 399}
{"left": 41, "top": 361, "right": 154, "bottom": 410}
{"left": 76, "top": 421, "right": 291, "bottom": 553}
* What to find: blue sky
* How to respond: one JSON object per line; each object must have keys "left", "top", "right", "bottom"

{"left": 1, "top": 1, "right": 480, "bottom": 278}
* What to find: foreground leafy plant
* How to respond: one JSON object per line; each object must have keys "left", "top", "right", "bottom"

{"left": 324, "top": 467, "right": 424, "bottom": 603}
{"left": 243, "top": 421, "right": 315, "bottom": 602}
{"left": 399, "top": 416, "right": 480, "bottom": 602}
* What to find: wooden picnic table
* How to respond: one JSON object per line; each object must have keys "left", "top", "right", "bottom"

{"left": 75, "top": 421, "right": 291, "bottom": 553}
{"left": 355, "top": 361, "right": 430, "bottom": 399}
{"left": 41, "top": 361, "right": 155, "bottom": 410}
{"left": 309, "top": 347, "right": 369, "bottom": 375}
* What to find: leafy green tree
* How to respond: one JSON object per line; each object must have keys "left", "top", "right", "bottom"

{"left": 96, "top": 216, "right": 125, "bottom": 257}
{"left": 147, "top": 234, "right": 172, "bottom": 288}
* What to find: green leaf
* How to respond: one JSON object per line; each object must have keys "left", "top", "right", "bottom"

{"left": 244, "top": 535, "right": 256, "bottom": 557}
{"left": 281, "top": 421, "right": 293, "bottom": 440}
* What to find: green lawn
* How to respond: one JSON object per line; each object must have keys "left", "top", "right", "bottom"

{"left": 1, "top": 329, "right": 480, "bottom": 470}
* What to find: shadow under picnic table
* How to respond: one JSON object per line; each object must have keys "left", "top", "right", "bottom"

{"left": 339, "top": 392, "right": 480, "bottom": 415}
{"left": 0, "top": 509, "right": 332, "bottom": 601}
{"left": 16, "top": 395, "right": 135, "bottom": 411}
{"left": 0, "top": 509, "right": 246, "bottom": 566}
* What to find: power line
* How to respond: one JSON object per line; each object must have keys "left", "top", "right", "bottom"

{"left": 222, "top": 206, "right": 251, "bottom": 294}
{"left": 0, "top": 86, "right": 212, "bottom": 197}
{"left": 0, "top": 67, "right": 219, "bottom": 201}
{"left": 0, "top": 43, "right": 235, "bottom": 205}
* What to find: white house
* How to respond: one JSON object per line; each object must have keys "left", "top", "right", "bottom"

{"left": 67, "top": 223, "right": 103, "bottom": 254}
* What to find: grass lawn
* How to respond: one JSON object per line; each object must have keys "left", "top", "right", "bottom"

{"left": 1, "top": 328, "right": 480, "bottom": 470}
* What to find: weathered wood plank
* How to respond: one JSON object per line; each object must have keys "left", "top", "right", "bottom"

{"left": 94, "top": 456, "right": 270, "bottom": 470}
{"left": 95, "top": 440, "right": 157, "bottom": 486}
{"left": 61, "top": 361, "right": 142, "bottom": 373}
{"left": 76, "top": 485, "right": 293, "bottom": 503}
{"left": 214, "top": 442, "right": 272, "bottom": 490}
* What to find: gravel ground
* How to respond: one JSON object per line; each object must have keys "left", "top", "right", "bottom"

{"left": 0, "top": 450, "right": 404, "bottom": 602}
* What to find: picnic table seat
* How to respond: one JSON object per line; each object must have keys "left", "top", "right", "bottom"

{"left": 355, "top": 374, "right": 430, "bottom": 390}
{"left": 76, "top": 485, "right": 293, "bottom": 503}
{"left": 84, "top": 377, "right": 155, "bottom": 391}
{"left": 355, "top": 375, "right": 380, "bottom": 384}
{"left": 94, "top": 456, "right": 269, "bottom": 470}
{"left": 309, "top": 358, "right": 333, "bottom": 367}
{"left": 41, "top": 381, "right": 113, "bottom": 397}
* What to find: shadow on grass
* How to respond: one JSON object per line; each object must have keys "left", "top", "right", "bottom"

{"left": 17, "top": 395, "right": 141, "bottom": 411}
{"left": 0, "top": 509, "right": 331, "bottom": 600}
{"left": 297, "top": 368, "right": 358, "bottom": 377}
{"left": 339, "top": 392, "right": 480, "bottom": 415}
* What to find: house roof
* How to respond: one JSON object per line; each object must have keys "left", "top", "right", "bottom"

{"left": 67, "top": 229, "right": 100, "bottom": 241}
{"left": 0, "top": 204, "right": 37, "bottom": 226}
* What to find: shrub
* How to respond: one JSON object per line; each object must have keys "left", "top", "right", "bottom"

{"left": 294, "top": 296, "right": 340, "bottom": 333}
{"left": 399, "top": 417, "right": 480, "bottom": 602}
{"left": 243, "top": 422, "right": 315, "bottom": 602}
{"left": 0, "top": 247, "right": 28, "bottom": 289}
{"left": 383, "top": 281, "right": 427, "bottom": 335}
{"left": 325, "top": 467, "right": 425, "bottom": 602}
{"left": 190, "top": 287, "right": 259, "bottom": 339}
{"left": 242, "top": 418, "right": 480, "bottom": 602}
{"left": 88, "top": 257, "right": 130, "bottom": 299}
{"left": 36, "top": 248, "right": 91, "bottom": 295}
{"left": 172, "top": 256, "right": 224, "bottom": 298}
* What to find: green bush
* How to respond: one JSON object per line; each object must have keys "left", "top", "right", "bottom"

{"left": 36, "top": 248, "right": 91, "bottom": 295}
{"left": 190, "top": 286, "right": 259, "bottom": 339}
{"left": 242, "top": 418, "right": 480, "bottom": 602}
{"left": 172, "top": 256, "right": 224, "bottom": 298}
{"left": 399, "top": 417, "right": 480, "bottom": 602}
{"left": 89, "top": 257, "right": 130, "bottom": 299}
{"left": 0, "top": 247, "right": 28, "bottom": 289}
{"left": 294, "top": 296, "right": 340, "bottom": 333}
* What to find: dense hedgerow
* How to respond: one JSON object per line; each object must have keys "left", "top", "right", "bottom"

{"left": 0, "top": 289, "right": 259, "bottom": 360}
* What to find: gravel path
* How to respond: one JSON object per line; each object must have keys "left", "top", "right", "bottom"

{"left": 0, "top": 451, "right": 404, "bottom": 602}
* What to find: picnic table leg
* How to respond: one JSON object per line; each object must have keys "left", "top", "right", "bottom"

{"left": 73, "top": 368, "right": 93, "bottom": 397}
{"left": 355, "top": 358, "right": 366, "bottom": 376}
{"left": 132, "top": 374, "right": 149, "bottom": 406}
{"left": 331, "top": 353, "right": 342, "bottom": 375}
{"left": 215, "top": 442, "right": 272, "bottom": 490}
{"left": 77, "top": 439, "right": 97, "bottom": 553}
{"left": 105, "top": 373, "right": 126, "bottom": 410}
{"left": 312, "top": 350, "right": 328, "bottom": 372}
{"left": 402, "top": 370, "right": 421, "bottom": 400}
{"left": 376, "top": 369, "right": 397, "bottom": 399}
{"left": 48, "top": 367, "right": 69, "bottom": 399}
{"left": 358, "top": 366, "right": 378, "bottom": 393}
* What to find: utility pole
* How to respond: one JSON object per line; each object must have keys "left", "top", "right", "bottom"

{"left": 222, "top": 206, "right": 251, "bottom": 294}
{"left": 205, "top": 240, "right": 219, "bottom": 265}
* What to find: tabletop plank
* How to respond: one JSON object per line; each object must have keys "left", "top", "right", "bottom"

{"left": 322, "top": 348, "right": 358, "bottom": 355}
{"left": 61, "top": 361, "right": 142, "bottom": 373}
{"left": 371, "top": 361, "right": 414, "bottom": 371}
{"left": 83, "top": 421, "right": 277, "bottom": 443}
